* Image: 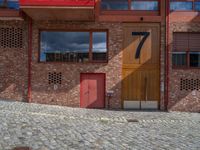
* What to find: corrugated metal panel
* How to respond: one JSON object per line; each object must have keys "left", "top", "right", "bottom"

{"left": 173, "top": 33, "right": 189, "bottom": 51}
{"left": 189, "top": 33, "right": 200, "bottom": 51}
{"left": 173, "top": 33, "right": 200, "bottom": 51}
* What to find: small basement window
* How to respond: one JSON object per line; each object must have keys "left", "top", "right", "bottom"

{"left": 40, "top": 30, "right": 108, "bottom": 63}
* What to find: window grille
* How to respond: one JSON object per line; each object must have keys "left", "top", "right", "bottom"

{"left": 0, "top": 28, "right": 23, "bottom": 48}
{"left": 48, "top": 72, "right": 62, "bottom": 85}
{"left": 180, "top": 78, "right": 200, "bottom": 91}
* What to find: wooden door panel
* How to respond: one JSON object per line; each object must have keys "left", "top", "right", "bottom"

{"left": 123, "top": 29, "right": 141, "bottom": 64}
{"left": 122, "top": 69, "right": 159, "bottom": 101}
{"left": 80, "top": 73, "right": 105, "bottom": 108}
{"left": 123, "top": 24, "right": 160, "bottom": 65}
{"left": 122, "top": 23, "right": 160, "bottom": 106}
{"left": 122, "top": 69, "right": 141, "bottom": 100}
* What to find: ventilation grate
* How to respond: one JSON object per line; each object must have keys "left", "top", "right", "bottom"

{"left": 13, "top": 147, "right": 31, "bottom": 150}
{"left": 0, "top": 28, "right": 23, "bottom": 48}
{"left": 180, "top": 78, "right": 200, "bottom": 91}
{"left": 48, "top": 72, "right": 62, "bottom": 85}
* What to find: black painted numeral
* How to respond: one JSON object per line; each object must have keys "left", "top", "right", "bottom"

{"left": 132, "top": 32, "right": 150, "bottom": 59}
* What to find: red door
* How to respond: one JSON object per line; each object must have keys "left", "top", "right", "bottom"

{"left": 80, "top": 73, "right": 105, "bottom": 108}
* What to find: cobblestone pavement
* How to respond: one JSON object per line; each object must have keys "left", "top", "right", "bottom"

{"left": 0, "top": 101, "right": 199, "bottom": 150}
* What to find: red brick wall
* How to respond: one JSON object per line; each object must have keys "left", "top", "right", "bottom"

{"left": 30, "top": 21, "right": 123, "bottom": 109}
{"left": 0, "top": 21, "right": 28, "bottom": 101}
{"left": 168, "top": 22, "right": 200, "bottom": 112}
{"left": 30, "top": 21, "right": 166, "bottom": 110}
{"left": 0, "top": 20, "right": 166, "bottom": 110}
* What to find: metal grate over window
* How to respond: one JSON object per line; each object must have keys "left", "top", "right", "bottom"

{"left": 0, "top": 28, "right": 23, "bottom": 48}
{"left": 48, "top": 72, "right": 62, "bottom": 85}
{"left": 180, "top": 78, "right": 200, "bottom": 91}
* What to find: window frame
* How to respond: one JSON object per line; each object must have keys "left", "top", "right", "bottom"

{"left": 100, "top": 0, "right": 160, "bottom": 15}
{"left": 172, "top": 32, "right": 200, "bottom": 69}
{"left": 38, "top": 29, "right": 109, "bottom": 64}
{"left": 170, "top": 0, "right": 200, "bottom": 12}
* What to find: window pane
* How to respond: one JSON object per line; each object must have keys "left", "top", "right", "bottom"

{"left": 101, "top": 0, "right": 128, "bottom": 10}
{"left": 0, "top": 0, "right": 19, "bottom": 9}
{"left": 131, "top": 1, "right": 158, "bottom": 10}
{"left": 170, "top": 2, "right": 193, "bottom": 11}
{"left": 195, "top": 2, "right": 200, "bottom": 11}
{"left": 190, "top": 52, "right": 200, "bottom": 67}
{"left": 40, "top": 32, "right": 90, "bottom": 62}
{"left": 172, "top": 52, "right": 187, "bottom": 67}
{"left": 92, "top": 32, "right": 107, "bottom": 61}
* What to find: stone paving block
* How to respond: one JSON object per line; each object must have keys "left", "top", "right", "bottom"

{"left": 0, "top": 101, "right": 199, "bottom": 150}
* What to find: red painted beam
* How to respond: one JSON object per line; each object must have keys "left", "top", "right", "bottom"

{"left": 165, "top": 0, "right": 170, "bottom": 110}
{"left": 28, "top": 17, "right": 32, "bottom": 103}
{"left": 20, "top": 0, "right": 95, "bottom": 7}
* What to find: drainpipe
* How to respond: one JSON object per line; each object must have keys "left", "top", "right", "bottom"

{"left": 28, "top": 17, "right": 32, "bottom": 103}
{"left": 165, "top": 0, "right": 170, "bottom": 110}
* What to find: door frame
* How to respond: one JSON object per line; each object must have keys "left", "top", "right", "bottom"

{"left": 80, "top": 73, "right": 106, "bottom": 108}
{"left": 121, "top": 23, "right": 161, "bottom": 110}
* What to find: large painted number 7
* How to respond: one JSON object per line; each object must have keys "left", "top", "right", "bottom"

{"left": 132, "top": 32, "right": 150, "bottom": 59}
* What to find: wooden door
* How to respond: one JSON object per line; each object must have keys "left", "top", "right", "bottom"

{"left": 122, "top": 23, "right": 160, "bottom": 109}
{"left": 80, "top": 73, "right": 105, "bottom": 108}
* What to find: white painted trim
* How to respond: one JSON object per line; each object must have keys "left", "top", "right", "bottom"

{"left": 123, "top": 101, "right": 140, "bottom": 109}
{"left": 141, "top": 101, "right": 158, "bottom": 109}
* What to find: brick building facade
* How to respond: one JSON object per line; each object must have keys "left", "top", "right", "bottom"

{"left": 168, "top": 10, "right": 200, "bottom": 112}
{"left": 0, "top": 0, "right": 200, "bottom": 112}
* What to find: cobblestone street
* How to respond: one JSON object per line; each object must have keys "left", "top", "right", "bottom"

{"left": 0, "top": 101, "right": 199, "bottom": 150}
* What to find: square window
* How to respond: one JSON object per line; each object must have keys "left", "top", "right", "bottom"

{"left": 172, "top": 52, "right": 187, "bottom": 67}
{"left": 190, "top": 52, "right": 200, "bottom": 67}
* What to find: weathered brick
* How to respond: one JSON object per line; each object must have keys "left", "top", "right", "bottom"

{"left": 168, "top": 22, "right": 200, "bottom": 112}
{"left": 0, "top": 20, "right": 28, "bottom": 102}
{"left": 30, "top": 21, "right": 123, "bottom": 109}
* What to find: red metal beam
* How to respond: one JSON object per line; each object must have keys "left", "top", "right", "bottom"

{"left": 165, "top": 0, "right": 170, "bottom": 110}
{"left": 20, "top": 0, "right": 95, "bottom": 7}
{"left": 28, "top": 17, "right": 32, "bottom": 103}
